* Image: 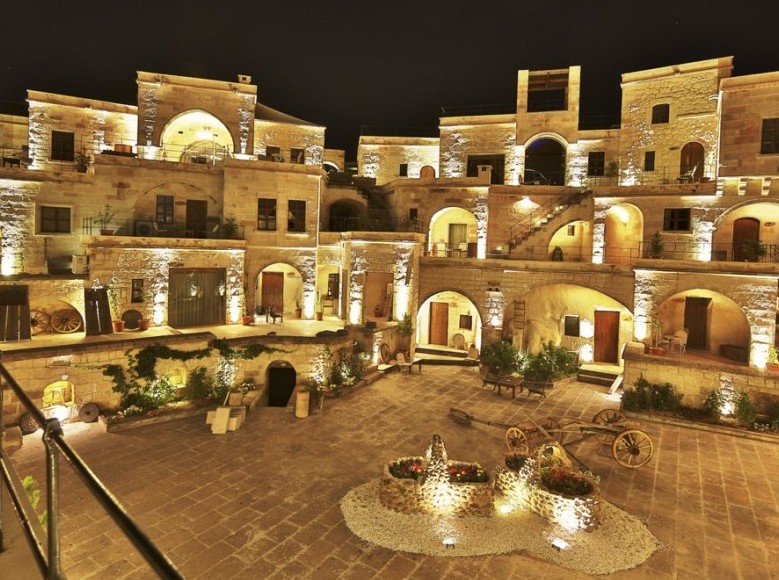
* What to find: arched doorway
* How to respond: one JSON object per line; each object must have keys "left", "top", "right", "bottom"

{"left": 525, "top": 138, "right": 566, "bottom": 185}
{"left": 420, "top": 165, "right": 436, "bottom": 178}
{"left": 328, "top": 199, "right": 365, "bottom": 231}
{"left": 418, "top": 291, "right": 482, "bottom": 350}
{"left": 603, "top": 203, "right": 644, "bottom": 264}
{"left": 679, "top": 142, "right": 704, "bottom": 182}
{"left": 713, "top": 202, "right": 779, "bottom": 262}
{"left": 267, "top": 361, "right": 297, "bottom": 407}
{"left": 732, "top": 217, "right": 760, "bottom": 262}
{"left": 160, "top": 110, "right": 233, "bottom": 164}
{"left": 548, "top": 220, "right": 590, "bottom": 262}
{"left": 257, "top": 263, "right": 303, "bottom": 316}
{"left": 428, "top": 207, "right": 478, "bottom": 257}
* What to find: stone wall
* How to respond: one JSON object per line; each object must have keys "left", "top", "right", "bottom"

{"left": 357, "top": 136, "right": 439, "bottom": 185}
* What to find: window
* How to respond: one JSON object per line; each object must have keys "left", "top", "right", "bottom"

{"left": 564, "top": 315, "right": 580, "bottom": 337}
{"left": 587, "top": 152, "right": 605, "bottom": 176}
{"left": 156, "top": 195, "right": 174, "bottom": 225}
{"left": 663, "top": 208, "right": 691, "bottom": 231}
{"left": 459, "top": 314, "right": 473, "bottom": 330}
{"left": 290, "top": 148, "right": 305, "bottom": 164}
{"left": 131, "top": 279, "right": 144, "bottom": 303}
{"left": 399, "top": 163, "right": 408, "bottom": 177}
{"left": 760, "top": 118, "right": 779, "bottom": 154}
{"left": 288, "top": 200, "right": 306, "bottom": 232}
{"left": 51, "top": 130, "right": 75, "bottom": 161}
{"left": 644, "top": 151, "right": 656, "bottom": 172}
{"left": 40, "top": 206, "right": 71, "bottom": 233}
{"left": 567, "top": 224, "right": 576, "bottom": 236}
{"left": 257, "top": 198, "right": 277, "bottom": 231}
{"left": 266, "top": 146, "right": 282, "bottom": 162}
{"left": 651, "top": 104, "right": 670, "bottom": 124}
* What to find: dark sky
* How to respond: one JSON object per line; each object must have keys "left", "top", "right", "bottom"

{"left": 1, "top": 1, "right": 777, "bottom": 160}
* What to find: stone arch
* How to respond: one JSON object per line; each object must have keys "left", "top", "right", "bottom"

{"left": 603, "top": 203, "right": 644, "bottom": 264}
{"left": 323, "top": 161, "right": 340, "bottom": 173}
{"left": 267, "top": 360, "right": 297, "bottom": 407}
{"left": 520, "top": 283, "right": 631, "bottom": 363}
{"left": 428, "top": 206, "right": 478, "bottom": 256}
{"left": 255, "top": 262, "right": 305, "bottom": 317}
{"left": 654, "top": 290, "right": 750, "bottom": 362}
{"left": 679, "top": 141, "right": 704, "bottom": 181}
{"left": 548, "top": 219, "right": 591, "bottom": 262}
{"left": 419, "top": 165, "right": 436, "bottom": 179}
{"left": 328, "top": 198, "right": 367, "bottom": 232}
{"left": 159, "top": 110, "right": 234, "bottom": 163}
{"left": 417, "top": 290, "right": 483, "bottom": 350}
{"left": 523, "top": 133, "right": 568, "bottom": 186}
{"left": 712, "top": 201, "right": 779, "bottom": 262}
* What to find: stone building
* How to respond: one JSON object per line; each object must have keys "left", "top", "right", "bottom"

{"left": 2, "top": 55, "right": 779, "bottom": 420}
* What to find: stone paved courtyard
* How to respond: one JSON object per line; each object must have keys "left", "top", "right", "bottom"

{"left": 5, "top": 365, "right": 779, "bottom": 579}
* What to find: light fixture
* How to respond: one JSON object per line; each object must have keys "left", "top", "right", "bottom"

{"left": 550, "top": 537, "right": 569, "bottom": 551}
{"left": 442, "top": 537, "right": 456, "bottom": 549}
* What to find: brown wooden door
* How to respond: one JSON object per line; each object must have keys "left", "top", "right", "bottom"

{"left": 429, "top": 302, "right": 449, "bottom": 346}
{"left": 186, "top": 200, "right": 208, "bottom": 238}
{"left": 732, "top": 217, "right": 760, "bottom": 261}
{"left": 594, "top": 310, "right": 620, "bottom": 363}
{"left": 261, "top": 272, "right": 284, "bottom": 312}
{"left": 684, "top": 297, "right": 711, "bottom": 351}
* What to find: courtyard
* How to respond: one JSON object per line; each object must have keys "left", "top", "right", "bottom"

{"left": 4, "top": 365, "right": 779, "bottom": 579}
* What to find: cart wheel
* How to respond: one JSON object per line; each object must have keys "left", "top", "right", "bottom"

{"left": 78, "top": 403, "right": 100, "bottom": 423}
{"left": 505, "top": 426, "right": 529, "bottom": 454}
{"left": 612, "top": 429, "right": 654, "bottom": 468}
{"left": 51, "top": 309, "right": 83, "bottom": 333}
{"left": 30, "top": 310, "right": 50, "bottom": 335}
{"left": 539, "top": 417, "right": 563, "bottom": 443}
{"left": 592, "top": 409, "right": 627, "bottom": 444}
{"left": 19, "top": 412, "right": 39, "bottom": 435}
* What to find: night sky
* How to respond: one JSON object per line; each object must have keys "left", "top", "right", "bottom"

{"left": 1, "top": 1, "right": 777, "bottom": 160}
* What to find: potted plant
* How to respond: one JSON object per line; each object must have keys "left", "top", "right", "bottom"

{"left": 96, "top": 204, "right": 116, "bottom": 235}
{"left": 294, "top": 299, "right": 302, "bottom": 319}
{"left": 75, "top": 150, "right": 92, "bottom": 173}
{"left": 107, "top": 286, "right": 124, "bottom": 332}
{"left": 480, "top": 340, "right": 524, "bottom": 376}
{"left": 220, "top": 217, "right": 239, "bottom": 239}
{"left": 397, "top": 313, "right": 414, "bottom": 356}
{"left": 242, "top": 301, "right": 253, "bottom": 325}
{"left": 315, "top": 299, "right": 324, "bottom": 321}
{"left": 648, "top": 231, "right": 664, "bottom": 259}
{"left": 741, "top": 239, "right": 766, "bottom": 262}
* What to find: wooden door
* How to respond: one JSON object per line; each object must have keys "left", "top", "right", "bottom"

{"left": 186, "top": 200, "right": 208, "bottom": 238}
{"left": 84, "top": 287, "right": 112, "bottom": 336}
{"left": 429, "top": 302, "right": 449, "bottom": 346}
{"left": 261, "top": 272, "right": 284, "bottom": 312}
{"left": 594, "top": 310, "right": 620, "bottom": 363}
{"left": 0, "top": 285, "right": 30, "bottom": 341}
{"left": 732, "top": 217, "right": 760, "bottom": 261}
{"left": 684, "top": 297, "right": 711, "bottom": 351}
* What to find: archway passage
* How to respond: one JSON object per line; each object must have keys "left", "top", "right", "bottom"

{"left": 418, "top": 291, "right": 482, "bottom": 351}
{"left": 329, "top": 199, "right": 365, "bottom": 231}
{"left": 732, "top": 217, "right": 760, "bottom": 262}
{"left": 257, "top": 263, "right": 303, "bottom": 317}
{"left": 160, "top": 110, "right": 233, "bottom": 164}
{"left": 268, "top": 364, "right": 297, "bottom": 407}
{"left": 428, "top": 207, "right": 478, "bottom": 257}
{"left": 525, "top": 138, "right": 566, "bottom": 185}
{"left": 680, "top": 142, "right": 704, "bottom": 182}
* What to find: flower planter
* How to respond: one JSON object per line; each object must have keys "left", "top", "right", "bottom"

{"left": 242, "top": 315, "right": 253, "bottom": 326}
{"left": 112, "top": 320, "right": 125, "bottom": 333}
{"left": 138, "top": 319, "right": 150, "bottom": 331}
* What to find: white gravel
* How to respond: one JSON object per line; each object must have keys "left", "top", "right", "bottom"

{"left": 340, "top": 479, "right": 660, "bottom": 575}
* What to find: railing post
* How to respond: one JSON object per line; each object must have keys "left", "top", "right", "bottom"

{"left": 43, "top": 418, "right": 63, "bottom": 580}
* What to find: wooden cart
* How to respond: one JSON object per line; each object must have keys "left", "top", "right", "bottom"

{"left": 448, "top": 407, "right": 654, "bottom": 469}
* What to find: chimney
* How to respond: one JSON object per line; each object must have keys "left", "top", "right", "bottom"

{"left": 237, "top": 74, "right": 251, "bottom": 84}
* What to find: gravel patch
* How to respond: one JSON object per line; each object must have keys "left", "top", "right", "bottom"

{"left": 341, "top": 479, "right": 660, "bottom": 575}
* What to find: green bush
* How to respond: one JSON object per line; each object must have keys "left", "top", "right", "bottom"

{"left": 702, "top": 390, "right": 724, "bottom": 419}
{"left": 621, "top": 376, "right": 683, "bottom": 412}
{"left": 480, "top": 340, "right": 524, "bottom": 375}
{"left": 734, "top": 390, "right": 757, "bottom": 426}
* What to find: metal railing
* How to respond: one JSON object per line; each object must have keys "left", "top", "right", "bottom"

{"left": 508, "top": 188, "right": 590, "bottom": 245}
{"left": 0, "top": 362, "right": 183, "bottom": 579}
{"left": 80, "top": 217, "right": 245, "bottom": 240}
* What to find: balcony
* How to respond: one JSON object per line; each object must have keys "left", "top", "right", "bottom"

{"left": 81, "top": 217, "right": 245, "bottom": 240}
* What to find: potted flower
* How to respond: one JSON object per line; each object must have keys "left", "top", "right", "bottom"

{"left": 242, "top": 301, "right": 253, "bottom": 325}
{"left": 96, "top": 204, "right": 116, "bottom": 235}
{"left": 107, "top": 286, "right": 124, "bottom": 332}
{"left": 294, "top": 299, "right": 302, "bottom": 319}
{"left": 75, "top": 150, "right": 92, "bottom": 173}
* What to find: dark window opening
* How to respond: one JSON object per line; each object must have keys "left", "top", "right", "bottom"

{"left": 466, "top": 154, "right": 504, "bottom": 184}
{"left": 131, "top": 279, "right": 144, "bottom": 303}
{"left": 652, "top": 104, "right": 670, "bottom": 124}
{"left": 761, "top": 118, "right": 779, "bottom": 154}
{"left": 587, "top": 152, "right": 605, "bottom": 176}
{"left": 257, "top": 198, "right": 277, "bottom": 231}
{"left": 644, "top": 151, "right": 656, "bottom": 172}
{"left": 288, "top": 200, "right": 306, "bottom": 233}
{"left": 399, "top": 163, "right": 408, "bottom": 177}
{"left": 266, "top": 146, "right": 282, "bottom": 162}
{"left": 51, "top": 130, "right": 75, "bottom": 161}
{"left": 459, "top": 314, "right": 473, "bottom": 330}
{"left": 564, "top": 315, "right": 580, "bottom": 337}
{"left": 663, "top": 208, "right": 691, "bottom": 232}
{"left": 40, "top": 206, "right": 71, "bottom": 233}
{"left": 156, "top": 195, "right": 174, "bottom": 225}
{"left": 291, "top": 148, "right": 305, "bottom": 164}
{"left": 567, "top": 224, "right": 576, "bottom": 236}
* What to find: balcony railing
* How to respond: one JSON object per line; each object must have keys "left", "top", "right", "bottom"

{"left": 0, "top": 362, "right": 183, "bottom": 578}
{"left": 81, "top": 217, "right": 245, "bottom": 240}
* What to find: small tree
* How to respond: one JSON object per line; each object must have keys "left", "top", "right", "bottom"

{"left": 648, "top": 231, "right": 664, "bottom": 259}
{"left": 480, "top": 340, "right": 524, "bottom": 375}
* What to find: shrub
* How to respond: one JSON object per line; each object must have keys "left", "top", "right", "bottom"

{"left": 702, "top": 390, "right": 724, "bottom": 420}
{"left": 734, "top": 390, "right": 757, "bottom": 426}
{"left": 622, "top": 376, "right": 683, "bottom": 412}
{"left": 480, "top": 340, "right": 524, "bottom": 375}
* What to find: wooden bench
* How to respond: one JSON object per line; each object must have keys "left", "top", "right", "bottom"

{"left": 520, "top": 378, "right": 552, "bottom": 399}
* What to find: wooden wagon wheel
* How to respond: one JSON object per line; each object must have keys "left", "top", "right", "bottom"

{"left": 50, "top": 309, "right": 83, "bottom": 333}
{"left": 538, "top": 417, "right": 563, "bottom": 443}
{"left": 612, "top": 429, "right": 654, "bottom": 468}
{"left": 30, "top": 310, "right": 50, "bottom": 335}
{"left": 505, "top": 426, "right": 529, "bottom": 454}
{"left": 592, "top": 409, "right": 628, "bottom": 444}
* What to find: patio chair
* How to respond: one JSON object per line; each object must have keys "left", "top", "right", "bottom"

{"left": 396, "top": 352, "right": 414, "bottom": 374}
{"left": 666, "top": 328, "right": 688, "bottom": 355}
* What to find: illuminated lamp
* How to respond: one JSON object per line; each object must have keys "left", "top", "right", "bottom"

{"left": 442, "top": 537, "right": 456, "bottom": 549}
{"left": 551, "top": 537, "right": 569, "bottom": 551}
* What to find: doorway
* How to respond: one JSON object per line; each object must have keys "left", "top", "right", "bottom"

{"left": 732, "top": 217, "right": 760, "bottom": 262}
{"left": 429, "top": 302, "right": 449, "bottom": 346}
{"left": 680, "top": 142, "right": 704, "bottom": 182}
{"left": 186, "top": 200, "right": 208, "bottom": 238}
{"left": 268, "top": 364, "right": 296, "bottom": 407}
{"left": 261, "top": 272, "right": 284, "bottom": 312}
{"left": 594, "top": 310, "right": 620, "bottom": 363}
{"left": 684, "top": 297, "right": 711, "bottom": 351}
{"left": 168, "top": 268, "right": 226, "bottom": 327}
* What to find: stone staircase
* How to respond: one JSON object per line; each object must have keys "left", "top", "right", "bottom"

{"left": 576, "top": 366, "right": 621, "bottom": 387}
{"left": 508, "top": 188, "right": 591, "bottom": 253}
{"left": 415, "top": 345, "right": 477, "bottom": 366}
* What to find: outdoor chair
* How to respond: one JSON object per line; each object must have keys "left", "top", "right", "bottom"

{"left": 396, "top": 352, "right": 420, "bottom": 374}
{"left": 666, "top": 328, "right": 688, "bottom": 355}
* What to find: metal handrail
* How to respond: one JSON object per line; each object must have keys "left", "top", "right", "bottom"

{"left": 508, "top": 188, "right": 589, "bottom": 246}
{"left": 0, "top": 361, "right": 183, "bottom": 579}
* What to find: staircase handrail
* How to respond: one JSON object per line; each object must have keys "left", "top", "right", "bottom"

{"left": 508, "top": 188, "right": 589, "bottom": 244}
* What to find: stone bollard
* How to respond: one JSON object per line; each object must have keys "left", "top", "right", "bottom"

{"left": 295, "top": 387, "right": 310, "bottom": 418}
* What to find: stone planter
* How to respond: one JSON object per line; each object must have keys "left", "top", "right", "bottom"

{"left": 529, "top": 478, "right": 601, "bottom": 531}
